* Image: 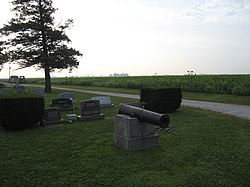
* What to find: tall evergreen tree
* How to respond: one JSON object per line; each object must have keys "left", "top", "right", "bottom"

{"left": 0, "top": 0, "right": 82, "bottom": 93}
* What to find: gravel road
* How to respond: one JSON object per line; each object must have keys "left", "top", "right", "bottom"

{"left": 29, "top": 85, "right": 250, "bottom": 120}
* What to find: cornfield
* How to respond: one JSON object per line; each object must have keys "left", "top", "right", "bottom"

{"left": 26, "top": 74, "right": 250, "bottom": 96}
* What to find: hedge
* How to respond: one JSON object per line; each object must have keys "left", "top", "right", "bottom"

{"left": 140, "top": 88, "right": 182, "bottom": 113}
{"left": 0, "top": 94, "right": 44, "bottom": 130}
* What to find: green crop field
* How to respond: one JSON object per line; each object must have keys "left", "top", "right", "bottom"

{"left": 26, "top": 74, "right": 250, "bottom": 96}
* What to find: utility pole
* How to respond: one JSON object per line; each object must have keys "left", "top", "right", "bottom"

{"left": 8, "top": 63, "right": 11, "bottom": 82}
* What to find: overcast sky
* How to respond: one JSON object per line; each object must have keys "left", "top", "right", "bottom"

{"left": 0, "top": 0, "right": 250, "bottom": 78}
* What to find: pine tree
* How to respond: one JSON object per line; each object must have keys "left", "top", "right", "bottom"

{"left": 0, "top": 0, "right": 82, "bottom": 93}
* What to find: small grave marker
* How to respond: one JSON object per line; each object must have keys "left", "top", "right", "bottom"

{"left": 13, "top": 85, "right": 25, "bottom": 93}
{"left": 50, "top": 98, "right": 74, "bottom": 111}
{"left": 44, "top": 107, "right": 61, "bottom": 124}
{"left": 0, "top": 89, "right": 7, "bottom": 95}
{"left": 32, "top": 89, "right": 45, "bottom": 97}
{"left": 91, "top": 96, "right": 114, "bottom": 108}
{"left": 80, "top": 99, "right": 104, "bottom": 121}
{"left": 59, "top": 92, "right": 76, "bottom": 101}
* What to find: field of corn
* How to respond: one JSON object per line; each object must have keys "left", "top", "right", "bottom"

{"left": 26, "top": 74, "right": 250, "bottom": 96}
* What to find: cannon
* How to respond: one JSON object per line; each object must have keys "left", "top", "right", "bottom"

{"left": 119, "top": 104, "right": 170, "bottom": 128}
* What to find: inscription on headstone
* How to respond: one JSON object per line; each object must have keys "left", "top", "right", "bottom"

{"left": 91, "top": 96, "right": 114, "bottom": 108}
{"left": 50, "top": 98, "right": 73, "bottom": 111}
{"left": 80, "top": 99, "right": 104, "bottom": 121}
{"left": 44, "top": 107, "right": 61, "bottom": 124}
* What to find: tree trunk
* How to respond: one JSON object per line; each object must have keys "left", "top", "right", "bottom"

{"left": 39, "top": 0, "right": 51, "bottom": 93}
{"left": 44, "top": 65, "right": 51, "bottom": 93}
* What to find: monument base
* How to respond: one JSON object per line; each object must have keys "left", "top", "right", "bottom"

{"left": 113, "top": 133, "right": 159, "bottom": 151}
{"left": 80, "top": 114, "right": 105, "bottom": 121}
{"left": 114, "top": 114, "right": 159, "bottom": 151}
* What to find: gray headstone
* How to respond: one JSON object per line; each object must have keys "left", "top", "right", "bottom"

{"left": 91, "top": 96, "right": 114, "bottom": 108}
{"left": 32, "top": 89, "right": 45, "bottom": 97}
{"left": 44, "top": 107, "right": 61, "bottom": 124}
{"left": 13, "top": 85, "right": 25, "bottom": 93}
{"left": 59, "top": 92, "right": 76, "bottom": 101}
{"left": 0, "top": 89, "right": 7, "bottom": 95}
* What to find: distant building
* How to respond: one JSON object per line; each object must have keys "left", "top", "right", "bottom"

{"left": 110, "top": 73, "right": 129, "bottom": 77}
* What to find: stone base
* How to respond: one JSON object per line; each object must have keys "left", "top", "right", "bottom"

{"left": 113, "top": 133, "right": 159, "bottom": 151}
{"left": 80, "top": 114, "right": 105, "bottom": 121}
{"left": 45, "top": 119, "right": 63, "bottom": 125}
{"left": 115, "top": 114, "right": 156, "bottom": 138}
{"left": 100, "top": 104, "right": 114, "bottom": 109}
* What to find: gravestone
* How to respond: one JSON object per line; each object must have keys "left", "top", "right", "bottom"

{"left": 80, "top": 99, "right": 105, "bottom": 121}
{"left": 91, "top": 96, "right": 114, "bottom": 108}
{"left": 59, "top": 92, "right": 76, "bottom": 101}
{"left": 50, "top": 98, "right": 74, "bottom": 111}
{"left": 113, "top": 114, "right": 159, "bottom": 151}
{"left": 32, "top": 89, "right": 45, "bottom": 97}
{"left": 13, "top": 85, "right": 25, "bottom": 93}
{"left": 0, "top": 89, "right": 7, "bottom": 95}
{"left": 44, "top": 107, "right": 61, "bottom": 124}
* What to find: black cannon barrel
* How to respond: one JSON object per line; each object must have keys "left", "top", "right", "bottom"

{"left": 119, "top": 104, "right": 169, "bottom": 128}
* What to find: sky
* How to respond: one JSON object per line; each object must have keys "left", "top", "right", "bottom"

{"left": 0, "top": 0, "right": 250, "bottom": 78}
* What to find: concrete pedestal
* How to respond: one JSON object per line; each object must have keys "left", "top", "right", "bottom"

{"left": 114, "top": 114, "right": 159, "bottom": 151}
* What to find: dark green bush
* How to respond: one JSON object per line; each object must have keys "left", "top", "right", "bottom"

{"left": 140, "top": 88, "right": 182, "bottom": 113}
{"left": 0, "top": 94, "right": 44, "bottom": 130}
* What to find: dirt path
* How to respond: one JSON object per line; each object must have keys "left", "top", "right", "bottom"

{"left": 29, "top": 85, "right": 250, "bottom": 120}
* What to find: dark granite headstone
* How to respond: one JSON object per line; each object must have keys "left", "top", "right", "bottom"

{"left": 80, "top": 99, "right": 104, "bottom": 121}
{"left": 50, "top": 98, "right": 74, "bottom": 111}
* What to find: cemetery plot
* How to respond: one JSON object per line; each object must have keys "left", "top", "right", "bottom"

{"left": 91, "top": 96, "right": 114, "bottom": 108}
{"left": 80, "top": 99, "right": 104, "bottom": 121}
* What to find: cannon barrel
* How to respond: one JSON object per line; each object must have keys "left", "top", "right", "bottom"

{"left": 119, "top": 104, "right": 169, "bottom": 128}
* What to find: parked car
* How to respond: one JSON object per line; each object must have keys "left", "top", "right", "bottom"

{"left": 9, "top": 75, "right": 19, "bottom": 83}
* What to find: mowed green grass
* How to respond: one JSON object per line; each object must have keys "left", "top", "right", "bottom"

{"left": 0, "top": 89, "right": 250, "bottom": 186}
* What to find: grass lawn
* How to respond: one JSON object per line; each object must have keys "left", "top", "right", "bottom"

{"left": 0, "top": 88, "right": 250, "bottom": 186}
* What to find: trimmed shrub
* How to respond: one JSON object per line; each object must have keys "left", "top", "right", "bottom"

{"left": 0, "top": 94, "right": 44, "bottom": 130}
{"left": 140, "top": 88, "right": 182, "bottom": 113}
